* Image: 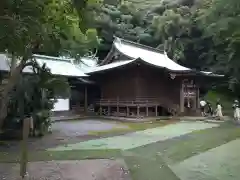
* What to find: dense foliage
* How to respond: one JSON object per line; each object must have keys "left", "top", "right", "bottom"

{"left": 93, "top": 2, "right": 160, "bottom": 59}
{"left": 4, "top": 62, "right": 70, "bottom": 136}
{"left": 95, "top": 0, "right": 240, "bottom": 96}
{"left": 0, "top": 0, "right": 99, "bottom": 57}
{"left": 0, "top": 0, "right": 101, "bottom": 129}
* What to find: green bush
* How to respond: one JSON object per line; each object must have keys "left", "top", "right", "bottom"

{"left": 2, "top": 62, "right": 70, "bottom": 138}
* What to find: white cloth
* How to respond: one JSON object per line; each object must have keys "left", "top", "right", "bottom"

{"left": 29, "top": 117, "right": 34, "bottom": 129}
{"left": 200, "top": 100, "right": 206, "bottom": 107}
{"left": 216, "top": 104, "right": 223, "bottom": 117}
{"left": 234, "top": 107, "right": 240, "bottom": 120}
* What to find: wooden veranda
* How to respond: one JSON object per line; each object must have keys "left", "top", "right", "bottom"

{"left": 96, "top": 98, "right": 179, "bottom": 117}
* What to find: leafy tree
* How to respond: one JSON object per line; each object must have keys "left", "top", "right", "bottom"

{"left": 151, "top": 5, "right": 193, "bottom": 61}
{"left": 196, "top": 0, "right": 240, "bottom": 92}
{"left": 0, "top": 0, "right": 100, "bottom": 129}
{"left": 93, "top": 2, "right": 159, "bottom": 59}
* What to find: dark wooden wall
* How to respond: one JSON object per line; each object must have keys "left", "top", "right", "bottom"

{"left": 136, "top": 65, "right": 181, "bottom": 105}
{"left": 92, "top": 63, "right": 181, "bottom": 106}
{"left": 100, "top": 66, "right": 137, "bottom": 99}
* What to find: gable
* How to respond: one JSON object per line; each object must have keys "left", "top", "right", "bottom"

{"left": 100, "top": 45, "right": 131, "bottom": 65}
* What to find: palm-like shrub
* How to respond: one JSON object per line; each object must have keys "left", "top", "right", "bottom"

{"left": 3, "top": 61, "right": 70, "bottom": 137}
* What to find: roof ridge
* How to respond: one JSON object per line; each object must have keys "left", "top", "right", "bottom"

{"left": 33, "top": 54, "right": 73, "bottom": 62}
{"left": 113, "top": 36, "right": 165, "bottom": 54}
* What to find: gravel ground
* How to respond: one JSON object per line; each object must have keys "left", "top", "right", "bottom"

{"left": 52, "top": 120, "right": 128, "bottom": 136}
{"left": 0, "top": 159, "right": 132, "bottom": 180}
{"left": 0, "top": 120, "right": 129, "bottom": 152}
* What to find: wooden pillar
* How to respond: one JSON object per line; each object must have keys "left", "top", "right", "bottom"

{"left": 192, "top": 85, "right": 197, "bottom": 110}
{"left": 108, "top": 106, "right": 110, "bottom": 116}
{"left": 116, "top": 97, "right": 119, "bottom": 116}
{"left": 146, "top": 106, "right": 148, "bottom": 117}
{"left": 155, "top": 106, "right": 158, "bottom": 117}
{"left": 137, "top": 106, "right": 140, "bottom": 117}
{"left": 180, "top": 81, "right": 184, "bottom": 113}
{"left": 84, "top": 86, "right": 88, "bottom": 114}
{"left": 117, "top": 106, "right": 119, "bottom": 116}
{"left": 193, "top": 97, "right": 197, "bottom": 110}
{"left": 99, "top": 106, "right": 102, "bottom": 116}
{"left": 126, "top": 106, "right": 129, "bottom": 117}
{"left": 197, "top": 87, "right": 200, "bottom": 108}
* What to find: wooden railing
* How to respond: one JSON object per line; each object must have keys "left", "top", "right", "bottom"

{"left": 95, "top": 98, "right": 179, "bottom": 115}
{"left": 97, "top": 98, "right": 161, "bottom": 105}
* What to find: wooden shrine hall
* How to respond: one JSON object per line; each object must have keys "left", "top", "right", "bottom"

{"left": 0, "top": 38, "right": 223, "bottom": 118}
{"left": 85, "top": 37, "right": 223, "bottom": 118}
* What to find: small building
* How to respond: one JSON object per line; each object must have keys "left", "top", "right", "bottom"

{"left": 0, "top": 54, "right": 94, "bottom": 116}
{"left": 86, "top": 37, "right": 223, "bottom": 117}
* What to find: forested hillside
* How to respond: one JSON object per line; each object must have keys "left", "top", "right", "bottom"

{"left": 93, "top": 0, "right": 240, "bottom": 97}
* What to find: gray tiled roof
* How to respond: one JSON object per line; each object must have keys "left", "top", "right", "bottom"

{"left": 0, "top": 54, "right": 87, "bottom": 77}
{"left": 113, "top": 37, "right": 190, "bottom": 71}
{"left": 86, "top": 37, "right": 224, "bottom": 77}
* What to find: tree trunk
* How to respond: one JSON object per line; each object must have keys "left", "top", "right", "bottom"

{"left": 0, "top": 56, "right": 28, "bottom": 130}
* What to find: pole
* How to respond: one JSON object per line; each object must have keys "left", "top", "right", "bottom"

{"left": 20, "top": 117, "right": 30, "bottom": 179}
{"left": 84, "top": 86, "right": 88, "bottom": 114}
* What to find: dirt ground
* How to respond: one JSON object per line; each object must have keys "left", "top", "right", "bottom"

{"left": 0, "top": 159, "right": 132, "bottom": 180}
{"left": 0, "top": 120, "right": 132, "bottom": 180}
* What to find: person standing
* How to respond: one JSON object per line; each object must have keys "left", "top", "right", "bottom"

{"left": 206, "top": 102, "right": 213, "bottom": 116}
{"left": 232, "top": 100, "right": 240, "bottom": 121}
{"left": 215, "top": 102, "right": 223, "bottom": 120}
{"left": 199, "top": 99, "right": 207, "bottom": 116}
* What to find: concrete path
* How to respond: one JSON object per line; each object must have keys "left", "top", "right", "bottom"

{"left": 171, "top": 139, "right": 240, "bottom": 180}
{"left": 49, "top": 121, "right": 219, "bottom": 151}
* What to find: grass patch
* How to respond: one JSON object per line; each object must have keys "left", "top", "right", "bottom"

{"left": 0, "top": 149, "right": 122, "bottom": 163}
{"left": 130, "top": 122, "right": 240, "bottom": 164}
{"left": 88, "top": 120, "right": 177, "bottom": 136}
{"left": 123, "top": 151, "right": 180, "bottom": 180}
